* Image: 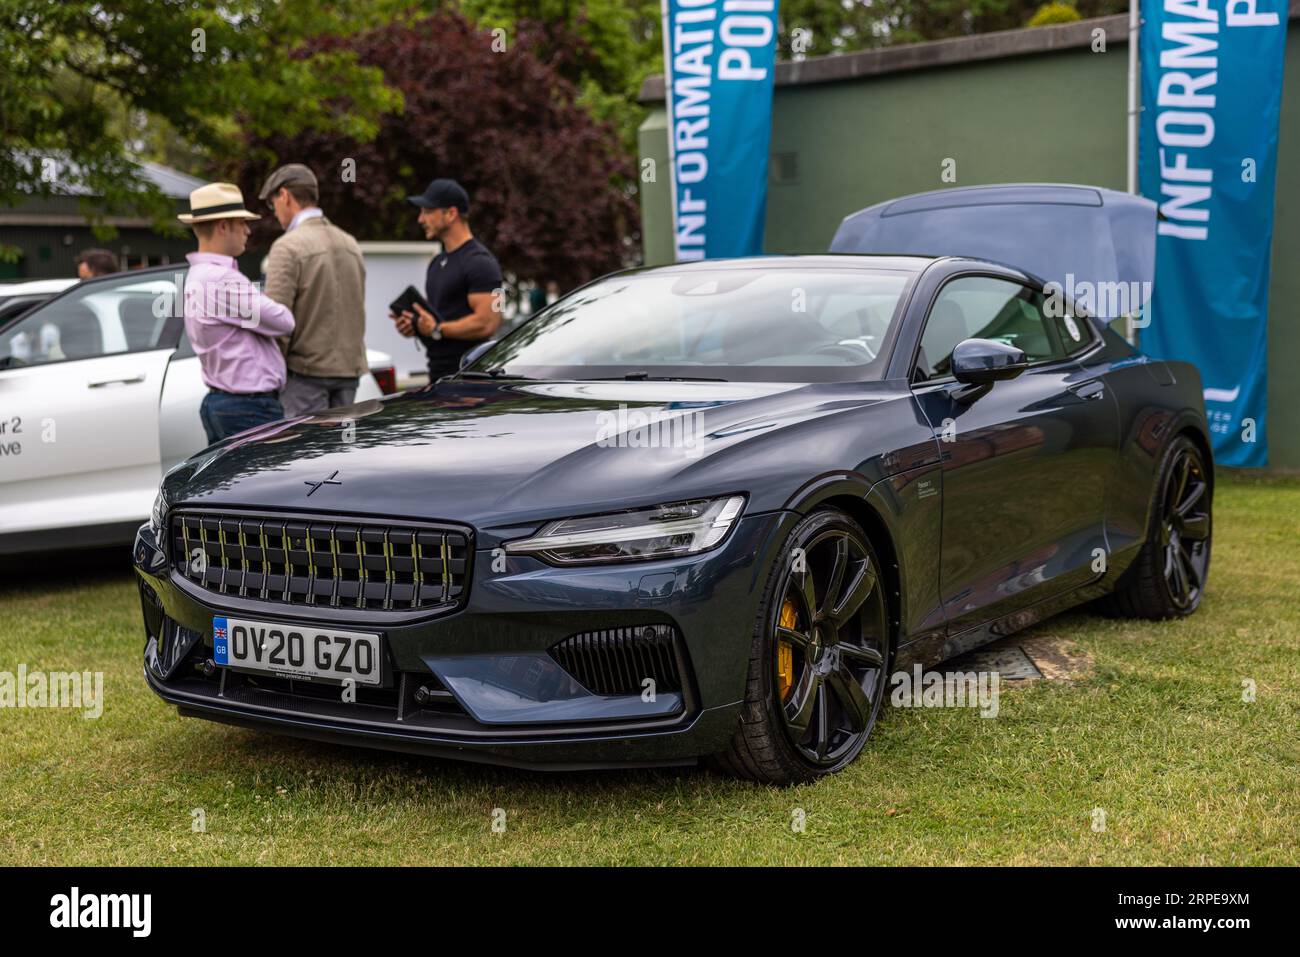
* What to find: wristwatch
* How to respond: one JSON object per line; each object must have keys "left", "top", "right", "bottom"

{"left": 422, "top": 314, "right": 442, "bottom": 340}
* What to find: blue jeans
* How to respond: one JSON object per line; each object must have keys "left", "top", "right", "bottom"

{"left": 200, "top": 392, "right": 284, "bottom": 444}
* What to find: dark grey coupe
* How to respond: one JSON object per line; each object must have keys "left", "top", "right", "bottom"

{"left": 134, "top": 186, "right": 1212, "bottom": 782}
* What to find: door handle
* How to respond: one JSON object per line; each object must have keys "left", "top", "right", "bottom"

{"left": 88, "top": 374, "right": 146, "bottom": 388}
{"left": 1068, "top": 380, "right": 1105, "bottom": 401}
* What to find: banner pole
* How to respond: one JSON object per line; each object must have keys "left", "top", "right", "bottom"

{"left": 659, "top": 0, "right": 680, "bottom": 263}
{"left": 1126, "top": 0, "right": 1140, "bottom": 344}
{"left": 1127, "top": 1, "right": 1140, "bottom": 196}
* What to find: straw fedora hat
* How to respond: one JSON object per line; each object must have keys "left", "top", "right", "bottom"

{"left": 177, "top": 182, "right": 260, "bottom": 224}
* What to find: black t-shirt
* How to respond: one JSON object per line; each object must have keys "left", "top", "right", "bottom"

{"left": 418, "top": 238, "right": 503, "bottom": 378}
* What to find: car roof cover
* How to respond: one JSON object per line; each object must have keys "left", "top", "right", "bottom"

{"left": 828, "top": 184, "right": 1156, "bottom": 319}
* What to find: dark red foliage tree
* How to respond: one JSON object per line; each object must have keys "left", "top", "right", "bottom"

{"left": 230, "top": 11, "right": 639, "bottom": 289}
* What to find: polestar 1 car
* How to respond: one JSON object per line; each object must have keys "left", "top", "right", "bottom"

{"left": 134, "top": 186, "right": 1213, "bottom": 782}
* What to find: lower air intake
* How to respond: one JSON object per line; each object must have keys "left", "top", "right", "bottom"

{"left": 549, "top": 625, "right": 684, "bottom": 697}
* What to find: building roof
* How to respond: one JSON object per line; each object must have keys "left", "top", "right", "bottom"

{"left": 6, "top": 153, "right": 204, "bottom": 200}
{"left": 137, "top": 161, "right": 206, "bottom": 199}
{"left": 53, "top": 159, "right": 204, "bottom": 199}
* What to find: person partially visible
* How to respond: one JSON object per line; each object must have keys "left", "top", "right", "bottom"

{"left": 258, "top": 163, "right": 368, "bottom": 416}
{"left": 391, "top": 178, "right": 503, "bottom": 380}
{"left": 527, "top": 280, "right": 560, "bottom": 315}
{"left": 75, "top": 248, "right": 119, "bottom": 280}
{"left": 179, "top": 182, "right": 295, "bottom": 444}
{"left": 527, "top": 283, "right": 546, "bottom": 315}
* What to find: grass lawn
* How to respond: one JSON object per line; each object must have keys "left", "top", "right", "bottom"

{"left": 1, "top": 473, "right": 1296, "bottom": 866}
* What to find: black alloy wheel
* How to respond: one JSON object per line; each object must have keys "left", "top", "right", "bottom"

{"left": 1101, "top": 434, "right": 1213, "bottom": 620}
{"left": 1159, "top": 442, "right": 1212, "bottom": 611}
{"left": 717, "top": 509, "right": 892, "bottom": 783}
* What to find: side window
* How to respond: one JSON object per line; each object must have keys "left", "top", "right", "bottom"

{"left": 915, "top": 276, "right": 1068, "bottom": 381}
{"left": 0, "top": 296, "right": 46, "bottom": 327}
{"left": 0, "top": 273, "right": 184, "bottom": 369}
{"left": 1044, "top": 297, "right": 1097, "bottom": 355}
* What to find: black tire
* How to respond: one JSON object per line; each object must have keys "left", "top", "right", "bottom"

{"left": 1101, "top": 434, "right": 1212, "bottom": 619}
{"left": 715, "top": 508, "right": 892, "bottom": 784}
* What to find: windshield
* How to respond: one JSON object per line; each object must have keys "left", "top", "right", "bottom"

{"left": 470, "top": 267, "right": 913, "bottom": 382}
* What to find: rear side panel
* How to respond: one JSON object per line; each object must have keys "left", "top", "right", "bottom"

{"left": 1092, "top": 335, "right": 1211, "bottom": 568}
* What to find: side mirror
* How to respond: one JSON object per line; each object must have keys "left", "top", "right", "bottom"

{"left": 950, "top": 338, "right": 1028, "bottom": 385}
{"left": 459, "top": 339, "right": 498, "bottom": 371}
{"left": 946, "top": 338, "right": 1028, "bottom": 403}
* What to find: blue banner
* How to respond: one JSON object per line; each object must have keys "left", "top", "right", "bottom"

{"left": 1139, "top": 0, "right": 1288, "bottom": 467}
{"left": 660, "top": 0, "right": 779, "bottom": 260}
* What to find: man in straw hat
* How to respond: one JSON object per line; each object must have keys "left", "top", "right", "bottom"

{"left": 179, "top": 182, "right": 295, "bottom": 444}
{"left": 258, "top": 163, "right": 367, "bottom": 416}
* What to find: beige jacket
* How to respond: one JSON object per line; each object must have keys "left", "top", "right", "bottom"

{"left": 264, "top": 215, "right": 367, "bottom": 378}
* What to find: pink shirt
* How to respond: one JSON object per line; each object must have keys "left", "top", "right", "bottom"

{"left": 184, "top": 252, "right": 295, "bottom": 393}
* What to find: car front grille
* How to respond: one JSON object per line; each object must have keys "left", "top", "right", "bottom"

{"left": 171, "top": 510, "right": 470, "bottom": 612}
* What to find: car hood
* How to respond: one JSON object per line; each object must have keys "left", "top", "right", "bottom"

{"left": 166, "top": 378, "right": 906, "bottom": 535}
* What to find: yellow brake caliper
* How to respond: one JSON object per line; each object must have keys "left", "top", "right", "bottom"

{"left": 777, "top": 598, "right": 797, "bottom": 701}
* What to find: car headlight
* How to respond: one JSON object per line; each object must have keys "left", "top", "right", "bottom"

{"left": 149, "top": 488, "right": 167, "bottom": 538}
{"left": 505, "top": 495, "right": 746, "bottom": 566}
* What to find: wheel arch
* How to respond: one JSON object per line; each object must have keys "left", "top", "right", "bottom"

{"left": 1176, "top": 421, "right": 1215, "bottom": 493}
{"left": 1154, "top": 413, "right": 1211, "bottom": 527}
{"left": 790, "top": 485, "right": 904, "bottom": 657}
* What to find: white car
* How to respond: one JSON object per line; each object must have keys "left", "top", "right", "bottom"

{"left": 0, "top": 277, "right": 80, "bottom": 327}
{"left": 0, "top": 267, "right": 395, "bottom": 554}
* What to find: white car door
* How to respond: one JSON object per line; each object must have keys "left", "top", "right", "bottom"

{"left": 0, "top": 272, "right": 184, "bottom": 544}
{"left": 158, "top": 346, "right": 210, "bottom": 475}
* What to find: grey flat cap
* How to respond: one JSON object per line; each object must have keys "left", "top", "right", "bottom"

{"left": 258, "top": 163, "right": 319, "bottom": 201}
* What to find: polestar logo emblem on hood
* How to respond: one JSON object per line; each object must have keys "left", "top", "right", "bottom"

{"left": 304, "top": 470, "right": 342, "bottom": 496}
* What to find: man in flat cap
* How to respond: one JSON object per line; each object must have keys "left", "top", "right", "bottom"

{"left": 391, "top": 178, "right": 503, "bottom": 380}
{"left": 179, "top": 182, "right": 295, "bottom": 443}
{"left": 259, "top": 163, "right": 367, "bottom": 416}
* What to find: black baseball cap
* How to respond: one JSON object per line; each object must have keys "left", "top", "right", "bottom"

{"left": 407, "top": 178, "right": 469, "bottom": 212}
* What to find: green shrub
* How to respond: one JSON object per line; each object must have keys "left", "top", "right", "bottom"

{"left": 1028, "top": 2, "right": 1083, "bottom": 26}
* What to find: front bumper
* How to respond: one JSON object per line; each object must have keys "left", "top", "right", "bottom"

{"left": 133, "top": 509, "right": 792, "bottom": 769}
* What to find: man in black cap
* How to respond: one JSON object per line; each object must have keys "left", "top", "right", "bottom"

{"left": 391, "top": 178, "right": 503, "bottom": 380}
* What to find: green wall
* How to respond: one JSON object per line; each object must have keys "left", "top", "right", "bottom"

{"left": 637, "top": 108, "right": 675, "bottom": 270}
{"left": 639, "top": 29, "right": 1300, "bottom": 470}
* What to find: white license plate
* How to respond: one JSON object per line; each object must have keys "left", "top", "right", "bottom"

{"left": 213, "top": 616, "right": 383, "bottom": 686}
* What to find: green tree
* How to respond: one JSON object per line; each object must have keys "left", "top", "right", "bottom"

{"left": 778, "top": 0, "right": 1123, "bottom": 52}
{"left": 776, "top": 0, "right": 886, "bottom": 58}
{"left": 232, "top": 11, "right": 639, "bottom": 289}
{"left": 0, "top": 1, "right": 404, "bottom": 233}
{"left": 452, "top": 0, "right": 663, "bottom": 154}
